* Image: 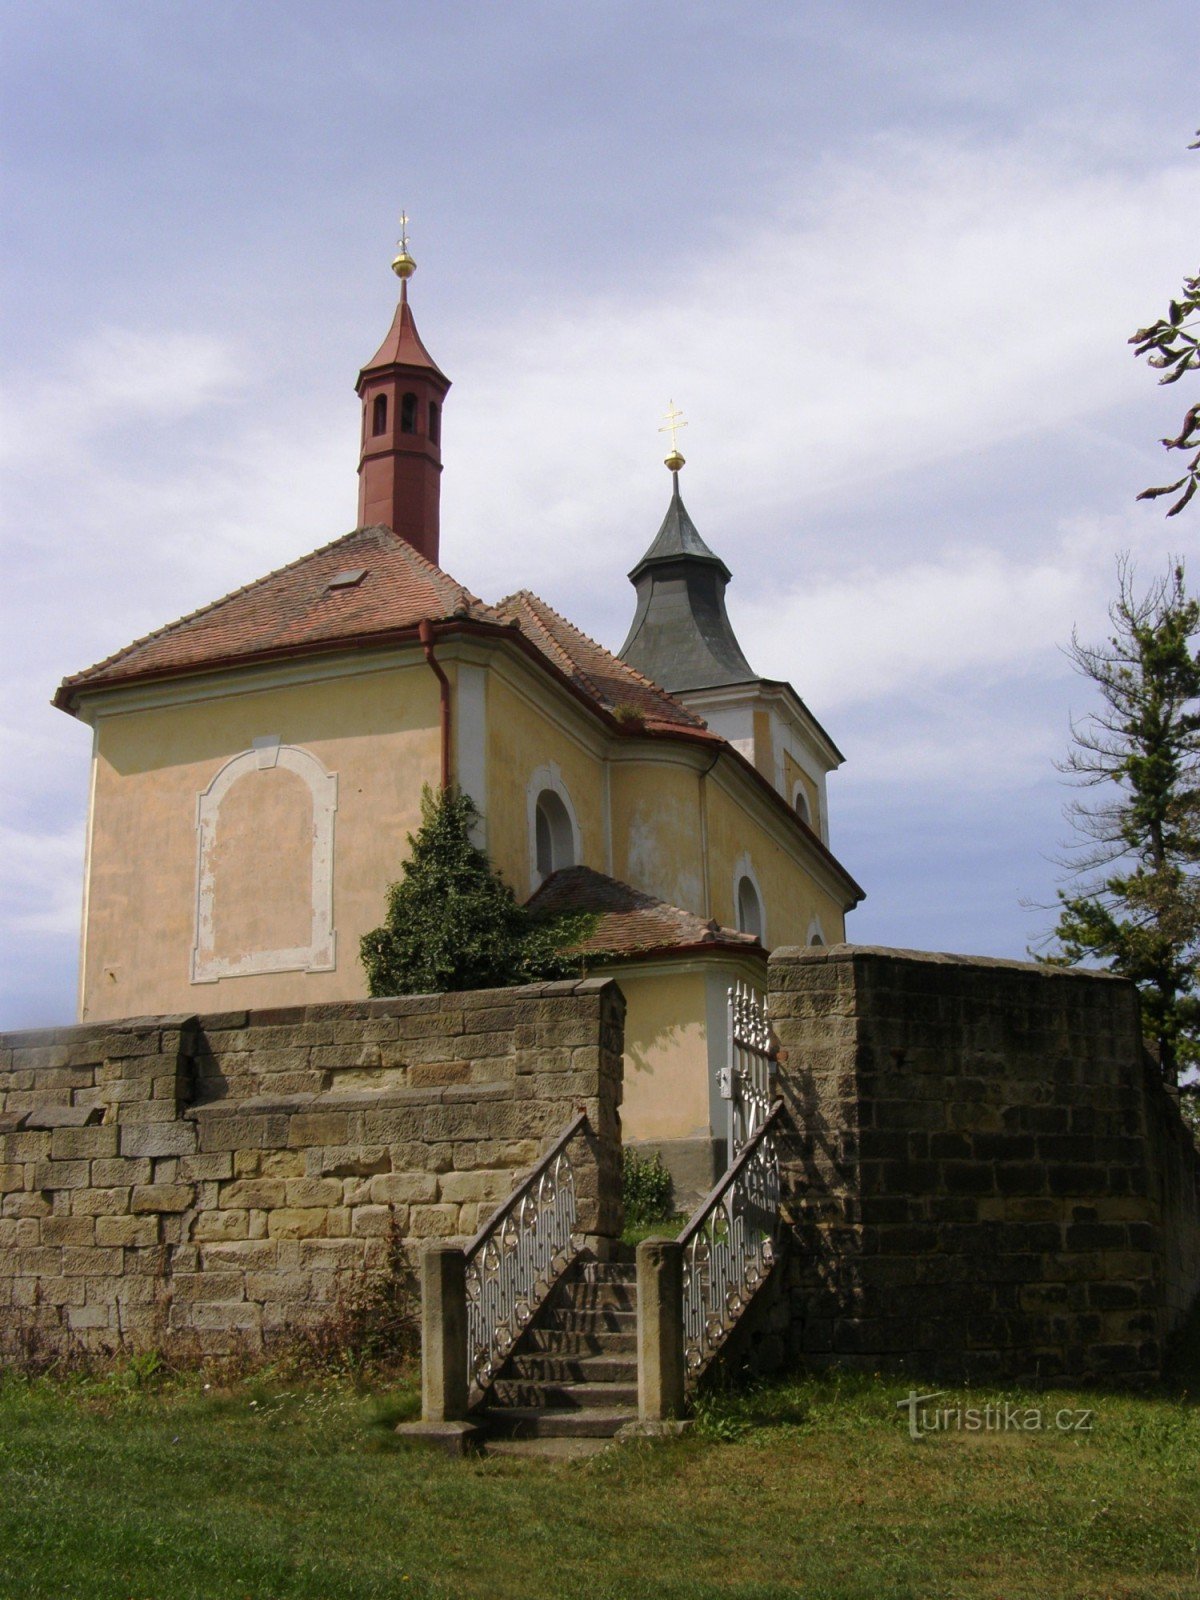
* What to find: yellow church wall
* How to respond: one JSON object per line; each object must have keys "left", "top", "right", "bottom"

{"left": 782, "top": 751, "right": 821, "bottom": 830}
{"left": 608, "top": 757, "right": 706, "bottom": 917}
{"left": 705, "top": 775, "right": 846, "bottom": 946}
{"left": 483, "top": 668, "right": 607, "bottom": 894}
{"left": 80, "top": 660, "right": 440, "bottom": 1022}
{"left": 613, "top": 967, "right": 712, "bottom": 1144}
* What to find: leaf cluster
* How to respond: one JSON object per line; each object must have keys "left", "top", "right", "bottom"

{"left": 359, "top": 786, "right": 595, "bottom": 997}
{"left": 1130, "top": 129, "right": 1200, "bottom": 517}
{"left": 620, "top": 1146, "right": 675, "bottom": 1227}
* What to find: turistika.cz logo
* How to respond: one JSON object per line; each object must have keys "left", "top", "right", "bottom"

{"left": 897, "top": 1391, "right": 1095, "bottom": 1441}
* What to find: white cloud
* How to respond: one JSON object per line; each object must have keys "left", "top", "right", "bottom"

{"left": 0, "top": 327, "right": 243, "bottom": 469}
{"left": 0, "top": 821, "right": 85, "bottom": 938}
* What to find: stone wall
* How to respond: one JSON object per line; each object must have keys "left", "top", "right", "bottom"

{"left": 767, "top": 945, "right": 1200, "bottom": 1383}
{"left": 0, "top": 979, "right": 624, "bottom": 1361}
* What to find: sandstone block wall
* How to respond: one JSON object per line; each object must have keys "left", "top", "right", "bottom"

{"left": 767, "top": 945, "right": 1200, "bottom": 1383}
{"left": 0, "top": 978, "right": 624, "bottom": 1360}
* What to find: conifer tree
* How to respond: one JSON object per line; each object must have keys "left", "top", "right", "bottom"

{"left": 360, "top": 786, "right": 592, "bottom": 996}
{"left": 1047, "top": 561, "right": 1200, "bottom": 1105}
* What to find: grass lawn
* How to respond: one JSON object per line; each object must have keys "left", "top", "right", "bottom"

{"left": 1, "top": 1338, "right": 1198, "bottom": 1600}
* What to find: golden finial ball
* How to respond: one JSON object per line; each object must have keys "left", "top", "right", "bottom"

{"left": 664, "top": 450, "right": 686, "bottom": 472}
{"left": 391, "top": 249, "right": 417, "bottom": 280}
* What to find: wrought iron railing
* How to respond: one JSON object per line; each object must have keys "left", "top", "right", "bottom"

{"left": 463, "top": 1110, "right": 586, "bottom": 1397}
{"left": 678, "top": 1098, "right": 784, "bottom": 1380}
{"left": 721, "top": 979, "right": 775, "bottom": 1159}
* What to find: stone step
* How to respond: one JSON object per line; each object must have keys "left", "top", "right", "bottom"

{"left": 488, "top": 1380, "right": 639, "bottom": 1411}
{"left": 557, "top": 1283, "right": 637, "bottom": 1312}
{"left": 482, "top": 1405, "right": 635, "bottom": 1440}
{"left": 508, "top": 1352, "right": 636, "bottom": 1383}
{"left": 524, "top": 1327, "right": 636, "bottom": 1356}
{"left": 484, "top": 1436, "right": 614, "bottom": 1461}
{"left": 578, "top": 1265, "right": 637, "bottom": 1286}
{"left": 545, "top": 1306, "right": 636, "bottom": 1332}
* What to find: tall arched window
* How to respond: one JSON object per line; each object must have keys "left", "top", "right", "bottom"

{"left": 535, "top": 789, "right": 575, "bottom": 880}
{"left": 400, "top": 392, "right": 418, "bottom": 434}
{"left": 428, "top": 401, "right": 440, "bottom": 444}
{"left": 371, "top": 394, "right": 388, "bottom": 436}
{"left": 792, "top": 782, "right": 811, "bottom": 826}
{"left": 736, "top": 875, "right": 763, "bottom": 942}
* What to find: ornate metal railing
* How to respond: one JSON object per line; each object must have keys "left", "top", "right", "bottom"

{"left": 463, "top": 1110, "right": 586, "bottom": 1398}
{"left": 721, "top": 979, "right": 774, "bottom": 1159}
{"left": 678, "top": 1098, "right": 784, "bottom": 1380}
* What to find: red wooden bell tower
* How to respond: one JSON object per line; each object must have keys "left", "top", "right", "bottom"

{"left": 355, "top": 225, "right": 451, "bottom": 566}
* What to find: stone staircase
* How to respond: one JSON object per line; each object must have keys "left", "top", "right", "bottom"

{"left": 477, "top": 1253, "right": 638, "bottom": 1457}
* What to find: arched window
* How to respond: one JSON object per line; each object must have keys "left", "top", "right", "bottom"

{"left": 428, "top": 401, "right": 440, "bottom": 444}
{"left": 371, "top": 394, "right": 388, "bottom": 436}
{"left": 792, "top": 782, "right": 811, "bottom": 825}
{"left": 736, "top": 875, "right": 763, "bottom": 942}
{"left": 535, "top": 789, "right": 575, "bottom": 880}
{"left": 400, "top": 392, "right": 418, "bottom": 434}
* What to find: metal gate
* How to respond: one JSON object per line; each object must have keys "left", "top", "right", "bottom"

{"left": 718, "top": 979, "right": 774, "bottom": 1165}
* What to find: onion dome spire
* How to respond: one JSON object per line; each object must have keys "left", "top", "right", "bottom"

{"left": 618, "top": 406, "right": 755, "bottom": 693}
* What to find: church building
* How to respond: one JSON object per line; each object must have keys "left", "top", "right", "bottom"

{"left": 53, "top": 235, "right": 863, "bottom": 1197}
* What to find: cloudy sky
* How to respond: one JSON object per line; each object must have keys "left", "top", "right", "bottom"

{"left": 2, "top": 2, "right": 1198, "bottom": 1028}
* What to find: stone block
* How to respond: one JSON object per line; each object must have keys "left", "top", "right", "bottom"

{"left": 42, "top": 1215, "right": 96, "bottom": 1246}
{"left": 32, "top": 1160, "right": 90, "bottom": 1191}
{"left": 350, "top": 1205, "right": 393, "bottom": 1237}
{"left": 95, "top": 1215, "right": 159, "bottom": 1248}
{"left": 62, "top": 1245, "right": 122, "bottom": 1275}
{"left": 317, "top": 1145, "right": 391, "bottom": 1179}
{"left": 220, "top": 1178, "right": 286, "bottom": 1210}
{"left": 287, "top": 1112, "right": 350, "bottom": 1147}
{"left": 266, "top": 1208, "right": 328, "bottom": 1239}
{"left": 409, "top": 1204, "right": 459, "bottom": 1238}
{"left": 67, "top": 1304, "right": 112, "bottom": 1330}
{"left": 284, "top": 1177, "right": 342, "bottom": 1208}
{"left": 437, "top": 1170, "right": 511, "bottom": 1204}
{"left": 0, "top": 1217, "right": 41, "bottom": 1247}
{"left": 178, "top": 1152, "right": 234, "bottom": 1182}
{"left": 49, "top": 1125, "right": 118, "bottom": 1161}
{"left": 120, "top": 1123, "right": 197, "bottom": 1159}
{"left": 192, "top": 1210, "right": 250, "bottom": 1242}
{"left": 369, "top": 1172, "right": 438, "bottom": 1205}
{"left": 130, "top": 1184, "right": 194, "bottom": 1214}
{"left": 0, "top": 1164, "right": 25, "bottom": 1194}
{"left": 259, "top": 1149, "right": 308, "bottom": 1178}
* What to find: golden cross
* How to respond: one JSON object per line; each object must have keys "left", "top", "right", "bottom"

{"left": 659, "top": 400, "right": 687, "bottom": 453}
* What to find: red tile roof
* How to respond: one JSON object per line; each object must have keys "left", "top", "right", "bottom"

{"left": 54, "top": 526, "right": 501, "bottom": 707}
{"left": 359, "top": 293, "right": 448, "bottom": 382}
{"left": 528, "top": 865, "right": 761, "bottom": 959}
{"left": 494, "top": 589, "right": 707, "bottom": 735}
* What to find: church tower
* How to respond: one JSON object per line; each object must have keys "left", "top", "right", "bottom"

{"left": 355, "top": 219, "right": 451, "bottom": 565}
{"left": 619, "top": 407, "right": 754, "bottom": 693}
{"left": 619, "top": 406, "right": 844, "bottom": 846}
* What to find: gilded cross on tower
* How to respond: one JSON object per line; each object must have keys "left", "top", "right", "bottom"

{"left": 660, "top": 400, "right": 687, "bottom": 473}
{"left": 391, "top": 210, "right": 417, "bottom": 285}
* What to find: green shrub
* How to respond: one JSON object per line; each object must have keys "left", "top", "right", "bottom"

{"left": 621, "top": 1146, "right": 674, "bottom": 1228}
{"left": 360, "top": 786, "right": 594, "bottom": 996}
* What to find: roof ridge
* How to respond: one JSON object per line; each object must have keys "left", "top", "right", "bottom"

{"left": 500, "top": 590, "right": 613, "bottom": 710}
{"left": 61, "top": 525, "right": 377, "bottom": 687}
{"left": 379, "top": 526, "right": 499, "bottom": 621}
{"left": 513, "top": 589, "right": 707, "bottom": 727}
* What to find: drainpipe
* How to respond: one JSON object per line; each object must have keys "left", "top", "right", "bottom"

{"left": 418, "top": 619, "right": 452, "bottom": 791}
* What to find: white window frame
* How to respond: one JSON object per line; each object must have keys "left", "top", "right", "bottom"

{"left": 191, "top": 740, "right": 338, "bottom": 983}
{"left": 526, "top": 762, "right": 581, "bottom": 892}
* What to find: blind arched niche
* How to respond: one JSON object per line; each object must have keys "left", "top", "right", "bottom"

{"left": 191, "top": 740, "right": 338, "bottom": 983}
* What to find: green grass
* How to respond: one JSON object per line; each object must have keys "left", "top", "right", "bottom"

{"left": 1, "top": 1346, "right": 1198, "bottom": 1600}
